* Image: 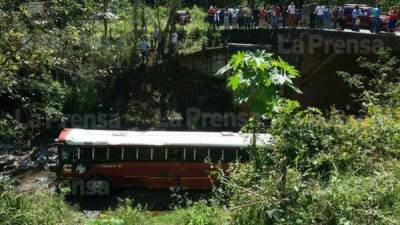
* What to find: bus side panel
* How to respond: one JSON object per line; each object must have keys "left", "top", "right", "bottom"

{"left": 85, "top": 162, "right": 182, "bottom": 188}
{"left": 179, "top": 162, "right": 229, "bottom": 190}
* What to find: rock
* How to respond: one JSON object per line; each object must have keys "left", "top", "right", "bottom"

{"left": 48, "top": 155, "right": 58, "bottom": 163}
{"left": 0, "top": 144, "right": 15, "bottom": 154}
{"left": 35, "top": 177, "right": 49, "bottom": 185}
{"left": 0, "top": 155, "right": 17, "bottom": 170}
{"left": 84, "top": 210, "right": 101, "bottom": 218}
{"left": 2, "top": 164, "right": 15, "bottom": 172}
{"left": 14, "top": 159, "right": 38, "bottom": 173}
{"left": 45, "top": 163, "right": 58, "bottom": 172}
{"left": 35, "top": 146, "right": 58, "bottom": 166}
{"left": 11, "top": 178, "right": 21, "bottom": 186}
{"left": 36, "top": 154, "right": 47, "bottom": 166}
{"left": 13, "top": 149, "right": 28, "bottom": 156}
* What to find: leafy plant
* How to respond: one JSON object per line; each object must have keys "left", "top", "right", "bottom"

{"left": 217, "top": 50, "right": 301, "bottom": 116}
{"left": 183, "top": 201, "right": 228, "bottom": 225}
{"left": 217, "top": 50, "right": 301, "bottom": 171}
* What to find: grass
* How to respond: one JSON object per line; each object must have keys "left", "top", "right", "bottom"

{"left": 89, "top": 199, "right": 229, "bottom": 225}
{"left": 139, "top": 210, "right": 190, "bottom": 225}
{"left": 0, "top": 180, "right": 229, "bottom": 225}
{"left": 0, "top": 180, "right": 87, "bottom": 225}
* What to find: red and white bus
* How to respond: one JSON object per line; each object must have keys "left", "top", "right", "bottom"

{"left": 55, "top": 129, "right": 271, "bottom": 194}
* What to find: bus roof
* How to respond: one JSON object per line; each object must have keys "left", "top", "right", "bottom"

{"left": 57, "top": 129, "right": 272, "bottom": 148}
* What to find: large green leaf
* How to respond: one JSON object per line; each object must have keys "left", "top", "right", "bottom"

{"left": 217, "top": 50, "right": 302, "bottom": 118}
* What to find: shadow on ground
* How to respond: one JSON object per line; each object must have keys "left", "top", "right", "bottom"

{"left": 65, "top": 188, "right": 211, "bottom": 211}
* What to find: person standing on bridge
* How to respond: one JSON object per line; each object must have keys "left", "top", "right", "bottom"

{"left": 237, "top": 7, "right": 244, "bottom": 29}
{"left": 352, "top": 5, "right": 362, "bottom": 32}
{"left": 259, "top": 6, "right": 268, "bottom": 28}
{"left": 253, "top": 7, "right": 260, "bottom": 29}
{"left": 244, "top": 6, "right": 252, "bottom": 30}
{"left": 208, "top": 6, "right": 217, "bottom": 29}
{"left": 302, "top": 4, "right": 311, "bottom": 28}
{"left": 323, "top": 6, "right": 332, "bottom": 29}
{"left": 315, "top": 5, "right": 325, "bottom": 29}
{"left": 272, "top": 4, "right": 281, "bottom": 29}
{"left": 309, "top": 4, "right": 316, "bottom": 29}
{"left": 287, "top": 2, "right": 297, "bottom": 28}
{"left": 224, "top": 8, "right": 231, "bottom": 30}
{"left": 370, "top": 4, "right": 381, "bottom": 34}
{"left": 336, "top": 5, "right": 346, "bottom": 31}
{"left": 281, "top": 4, "right": 288, "bottom": 27}
{"left": 232, "top": 8, "right": 238, "bottom": 29}
{"left": 388, "top": 6, "right": 398, "bottom": 33}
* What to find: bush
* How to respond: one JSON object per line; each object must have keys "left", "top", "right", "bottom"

{"left": 182, "top": 201, "right": 228, "bottom": 225}
{"left": 222, "top": 49, "right": 400, "bottom": 225}
{"left": 302, "top": 171, "right": 400, "bottom": 225}
{"left": 0, "top": 180, "right": 86, "bottom": 225}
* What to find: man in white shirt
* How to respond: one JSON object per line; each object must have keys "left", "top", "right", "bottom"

{"left": 287, "top": 2, "right": 297, "bottom": 27}
{"left": 315, "top": 5, "right": 325, "bottom": 28}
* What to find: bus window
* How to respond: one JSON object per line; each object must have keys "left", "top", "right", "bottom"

{"left": 153, "top": 148, "right": 167, "bottom": 161}
{"left": 60, "top": 146, "right": 73, "bottom": 164}
{"left": 94, "top": 147, "right": 108, "bottom": 162}
{"left": 168, "top": 148, "right": 183, "bottom": 161}
{"left": 109, "top": 147, "right": 122, "bottom": 161}
{"left": 138, "top": 147, "right": 152, "bottom": 161}
{"left": 223, "top": 149, "right": 237, "bottom": 163}
{"left": 124, "top": 148, "right": 138, "bottom": 161}
{"left": 238, "top": 149, "right": 250, "bottom": 162}
{"left": 210, "top": 149, "right": 222, "bottom": 162}
{"left": 185, "top": 148, "right": 194, "bottom": 161}
{"left": 81, "top": 147, "right": 93, "bottom": 162}
{"left": 196, "top": 148, "right": 209, "bottom": 162}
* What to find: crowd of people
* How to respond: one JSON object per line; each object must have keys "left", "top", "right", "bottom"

{"left": 138, "top": 4, "right": 399, "bottom": 64}
{"left": 207, "top": 3, "right": 399, "bottom": 33}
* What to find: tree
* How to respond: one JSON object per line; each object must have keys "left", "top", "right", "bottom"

{"left": 217, "top": 50, "right": 301, "bottom": 170}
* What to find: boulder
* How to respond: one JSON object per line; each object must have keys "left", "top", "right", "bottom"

{"left": 13, "top": 159, "right": 38, "bottom": 173}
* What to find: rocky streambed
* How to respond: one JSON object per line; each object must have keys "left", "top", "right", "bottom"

{"left": 0, "top": 144, "right": 58, "bottom": 190}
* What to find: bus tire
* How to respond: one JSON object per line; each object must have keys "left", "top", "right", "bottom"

{"left": 85, "top": 176, "right": 113, "bottom": 196}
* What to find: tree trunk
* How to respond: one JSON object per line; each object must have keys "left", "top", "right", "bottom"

{"left": 156, "top": 3, "right": 178, "bottom": 61}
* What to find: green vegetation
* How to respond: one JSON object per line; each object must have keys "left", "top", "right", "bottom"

{"left": 0, "top": 0, "right": 209, "bottom": 143}
{"left": 1, "top": 0, "right": 400, "bottom": 224}
{"left": 0, "top": 181, "right": 228, "bottom": 225}
{"left": 87, "top": 200, "right": 227, "bottom": 225}
{"left": 217, "top": 49, "right": 400, "bottom": 224}
{"left": 217, "top": 50, "right": 301, "bottom": 170}
{"left": 2, "top": 41, "right": 400, "bottom": 225}
{"left": 0, "top": 180, "right": 86, "bottom": 225}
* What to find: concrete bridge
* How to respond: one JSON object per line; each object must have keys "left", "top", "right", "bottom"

{"left": 178, "top": 28, "right": 400, "bottom": 111}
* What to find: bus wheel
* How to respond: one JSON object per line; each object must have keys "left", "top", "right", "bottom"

{"left": 85, "top": 176, "right": 112, "bottom": 196}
